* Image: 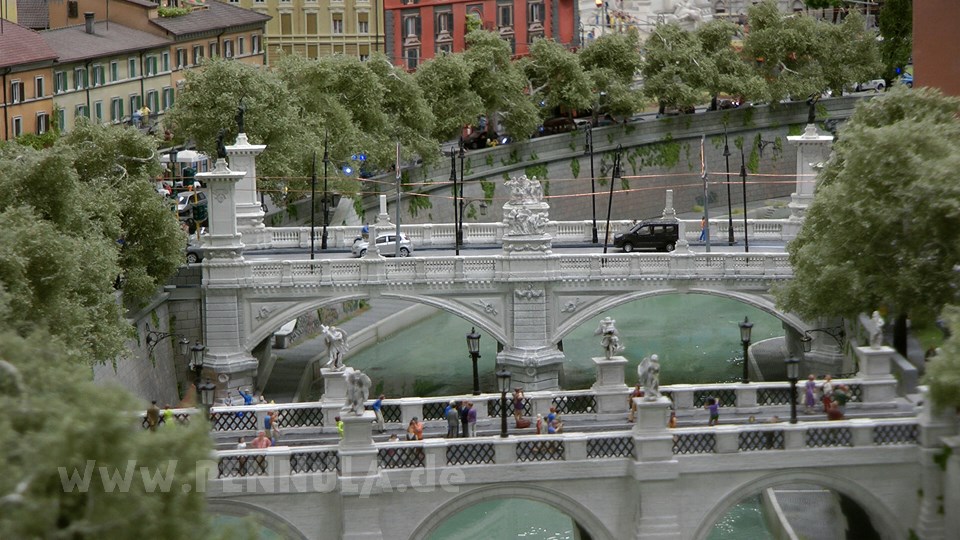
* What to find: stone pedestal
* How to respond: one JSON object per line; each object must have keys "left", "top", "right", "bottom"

{"left": 593, "top": 356, "right": 629, "bottom": 414}
{"left": 321, "top": 368, "right": 348, "bottom": 426}
{"left": 786, "top": 124, "right": 833, "bottom": 233}
{"left": 497, "top": 345, "right": 564, "bottom": 391}
{"left": 854, "top": 346, "right": 897, "bottom": 403}
{"left": 339, "top": 411, "right": 381, "bottom": 540}
{"left": 225, "top": 133, "right": 269, "bottom": 249}
{"left": 633, "top": 396, "right": 674, "bottom": 463}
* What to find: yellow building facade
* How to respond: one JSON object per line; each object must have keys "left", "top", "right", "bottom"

{"left": 1, "top": 21, "right": 56, "bottom": 140}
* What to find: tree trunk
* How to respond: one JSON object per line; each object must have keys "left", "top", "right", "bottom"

{"left": 710, "top": 95, "right": 718, "bottom": 111}
{"left": 658, "top": 101, "right": 666, "bottom": 115}
{"left": 893, "top": 312, "right": 908, "bottom": 358}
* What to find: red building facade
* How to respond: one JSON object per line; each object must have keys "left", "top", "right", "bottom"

{"left": 384, "top": 0, "right": 578, "bottom": 69}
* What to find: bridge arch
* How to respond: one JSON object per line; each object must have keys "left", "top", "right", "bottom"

{"left": 207, "top": 498, "right": 310, "bottom": 539}
{"left": 409, "top": 483, "right": 617, "bottom": 540}
{"left": 245, "top": 293, "right": 509, "bottom": 352}
{"left": 691, "top": 470, "right": 902, "bottom": 540}
{"left": 553, "top": 288, "right": 807, "bottom": 344}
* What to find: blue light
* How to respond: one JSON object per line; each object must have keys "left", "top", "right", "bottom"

{"left": 358, "top": 153, "right": 367, "bottom": 162}
{"left": 342, "top": 165, "right": 354, "bottom": 175}
{"left": 351, "top": 154, "right": 358, "bottom": 161}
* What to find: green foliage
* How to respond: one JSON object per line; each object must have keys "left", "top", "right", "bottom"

{"left": 580, "top": 31, "right": 644, "bottom": 120}
{"left": 15, "top": 128, "right": 60, "bottom": 149}
{"left": 787, "top": 124, "right": 805, "bottom": 136}
{"left": 642, "top": 23, "right": 704, "bottom": 111}
{"left": 924, "top": 306, "right": 960, "bottom": 412}
{"left": 878, "top": 0, "right": 912, "bottom": 82}
{"left": 932, "top": 443, "right": 953, "bottom": 471}
{"left": 353, "top": 197, "right": 364, "bottom": 221}
{"left": 571, "top": 157, "right": 580, "bottom": 179}
{"left": 157, "top": 6, "right": 190, "bottom": 16}
{"left": 776, "top": 88, "right": 960, "bottom": 328}
{"left": 815, "top": 10, "right": 882, "bottom": 97}
{"left": 0, "top": 331, "right": 234, "bottom": 540}
{"left": 465, "top": 13, "right": 482, "bottom": 33}
{"left": 525, "top": 164, "right": 548, "bottom": 182}
{"left": 696, "top": 20, "right": 765, "bottom": 107}
{"left": 522, "top": 38, "right": 592, "bottom": 117}
{"left": 743, "top": 1, "right": 824, "bottom": 104}
{"left": 406, "top": 191, "right": 433, "bottom": 217}
{"left": 464, "top": 30, "right": 540, "bottom": 140}
{"left": 529, "top": 151, "right": 539, "bottom": 161}
{"left": 485, "top": 155, "right": 494, "bottom": 168}
{"left": 480, "top": 180, "right": 496, "bottom": 201}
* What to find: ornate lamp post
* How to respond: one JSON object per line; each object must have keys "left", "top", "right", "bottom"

{"left": 458, "top": 141, "right": 466, "bottom": 250}
{"left": 321, "top": 134, "right": 331, "bottom": 251}
{"left": 723, "top": 129, "right": 734, "bottom": 245}
{"left": 189, "top": 341, "right": 207, "bottom": 388}
{"left": 739, "top": 146, "right": 749, "bottom": 252}
{"left": 585, "top": 126, "right": 598, "bottom": 244}
{"left": 785, "top": 356, "right": 800, "bottom": 424}
{"left": 449, "top": 146, "right": 459, "bottom": 256}
{"left": 466, "top": 327, "right": 482, "bottom": 396}
{"left": 739, "top": 317, "right": 753, "bottom": 384}
{"left": 197, "top": 379, "right": 217, "bottom": 413}
{"left": 496, "top": 368, "right": 512, "bottom": 438}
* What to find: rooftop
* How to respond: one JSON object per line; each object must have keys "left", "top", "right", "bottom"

{"left": 42, "top": 21, "right": 172, "bottom": 63}
{"left": 15, "top": 0, "right": 49, "bottom": 30}
{"left": 150, "top": 1, "right": 270, "bottom": 36}
{"left": 0, "top": 20, "right": 58, "bottom": 69}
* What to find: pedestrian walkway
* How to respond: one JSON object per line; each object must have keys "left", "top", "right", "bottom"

{"left": 261, "top": 298, "right": 418, "bottom": 403}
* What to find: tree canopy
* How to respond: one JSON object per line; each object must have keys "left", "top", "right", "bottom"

{"left": 775, "top": 87, "right": 960, "bottom": 332}
{"left": 877, "top": 0, "right": 912, "bottom": 83}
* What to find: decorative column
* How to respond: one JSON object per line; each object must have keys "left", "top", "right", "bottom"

{"left": 914, "top": 393, "right": 959, "bottom": 539}
{"left": 785, "top": 124, "right": 833, "bottom": 240}
{"left": 632, "top": 395, "right": 682, "bottom": 538}
{"left": 497, "top": 175, "right": 564, "bottom": 390}
{"left": 225, "top": 133, "right": 269, "bottom": 249}
{"left": 338, "top": 410, "right": 384, "bottom": 540}
{"left": 592, "top": 356, "right": 629, "bottom": 415}
{"left": 320, "top": 368, "right": 349, "bottom": 428}
{"left": 195, "top": 158, "right": 258, "bottom": 397}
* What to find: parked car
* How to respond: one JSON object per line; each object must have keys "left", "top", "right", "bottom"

{"left": 536, "top": 117, "right": 578, "bottom": 137}
{"left": 899, "top": 72, "right": 913, "bottom": 88}
{"left": 462, "top": 130, "right": 495, "bottom": 150}
{"left": 855, "top": 79, "right": 885, "bottom": 92}
{"left": 186, "top": 242, "right": 206, "bottom": 264}
{"left": 613, "top": 218, "right": 680, "bottom": 253}
{"left": 177, "top": 190, "right": 207, "bottom": 218}
{"left": 351, "top": 233, "right": 413, "bottom": 257}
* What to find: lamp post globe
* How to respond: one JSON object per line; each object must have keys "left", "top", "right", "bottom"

{"left": 739, "top": 317, "right": 753, "bottom": 384}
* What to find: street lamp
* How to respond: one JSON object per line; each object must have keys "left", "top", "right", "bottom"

{"left": 585, "top": 126, "right": 598, "bottom": 244}
{"left": 602, "top": 145, "right": 623, "bottom": 255}
{"left": 321, "top": 134, "right": 331, "bottom": 251}
{"left": 496, "top": 368, "right": 512, "bottom": 438}
{"left": 145, "top": 326, "right": 191, "bottom": 359}
{"left": 785, "top": 357, "right": 800, "bottom": 424}
{"left": 458, "top": 141, "right": 466, "bottom": 250}
{"left": 466, "top": 327, "right": 482, "bottom": 396}
{"left": 189, "top": 341, "right": 206, "bottom": 387}
{"left": 739, "top": 145, "right": 749, "bottom": 253}
{"left": 198, "top": 379, "right": 217, "bottom": 412}
{"left": 723, "top": 129, "right": 734, "bottom": 246}
{"left": 739, "top": 317, "right": 753, "bottom": 384}
{"left": 449, "top": 147, "right": 459, "bottom": 255}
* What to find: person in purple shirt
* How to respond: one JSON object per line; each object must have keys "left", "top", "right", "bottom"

{"left": 706, "top": 397, "right": 720, "bottom": 426}
{"left": 466, "top": 402, "right": 477, "bottom": 437}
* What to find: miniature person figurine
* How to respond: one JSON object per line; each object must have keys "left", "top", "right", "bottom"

{"left": 321, "top": 324, "right": 349, "bottom": 370}
{"left": 638, "top": 354, "right": 661, "bottom": 399}
{"left": 341, "top": 367, "right": 372, "bottom": 416}
{"left": 236, "top": 99, "right": 245, "bottom": 134}
{"left": 594, "top": 317, "right": 625, "bottom": 359}
{"left": 216, "top": 129, "right": 227, "bottom": 160}
{"left": 869, "top": 311, "right": 885, "bottom": 349}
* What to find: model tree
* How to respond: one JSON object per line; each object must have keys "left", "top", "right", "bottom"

{"left": 813, "top": 10, "right": 883, "bottom": 97}
{"left": 924, "top": 306, "right": 960, "bottom": 411}
{"left": 521, "top": 37, "right": 592, "bottom": 119}
{"left": 694, "top": 19, "right": 764, "bottom": 110}
{"left": 415, "top": 52, "right": 484, "bottom": 141}
{"left": 775, "top": 87, "right": 960, "bottom": 356}
{"left": 578, "top": 30, "right": 644, "bottom": 122}
{"left": 641, "top": 22, "right": 708, "bottom": 115}
{"left": 877, "top": 0, "right": 912, "bottom": 86}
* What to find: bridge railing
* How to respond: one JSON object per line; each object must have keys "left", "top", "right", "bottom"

{"left": 240, "top": 251, "right": 793, "bottom": 288}
{"left": 256, "top": 218, "right": 789, "bottom": 251}
{"left": 206, "top": 417, "right": 919, "bottom": 481}
{"left": 153, "top": 376, "right": 899, "bottom": 436}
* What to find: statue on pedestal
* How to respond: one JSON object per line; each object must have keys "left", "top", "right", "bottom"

{"left": 216, "top": 129, "right": 227, "bottom": 160}
{"left": 341, "top": 367, "right": 372, "bottom": 416}
{"left": 638, "top": 354, "right": 661, "bottom": 399}
{"left": 321, "top": 324, "right": 349, "bottom": 370}
{"left": 236, "top": 99, "right": 246, "bottom": 134}
{"left": 869, "top": 311, "right": 885, "bottom": 349}
{"left": 595, "top": 317, "right": 625, "bottom": 359}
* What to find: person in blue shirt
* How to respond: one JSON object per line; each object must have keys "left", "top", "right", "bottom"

{"left": 235, "top": 387, "right": 255, "bottom": 418}
{"left": 372, "top": 394, "right": 385, "bottom": 433}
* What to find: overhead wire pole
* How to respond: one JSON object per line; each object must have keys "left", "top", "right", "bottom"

{"left": 700, "top": 135, "right": 711, "bottom": 253}
{"left": 449, "top": 147, "right": 459, "bottom": 256}
{"left": 310, "top": 150, "right": 317, "bottom": 260}
{"left": 740, "top": 145, "right": 750, "bottom": 253}
{"left": 602, "top": 144, "right": 623, "bottom": 255}
{"left": 723, "top": 129, "right": 734, "bottom": 245}
{"left": 586, "top": 126, "right": 598, "bottom": 244}
{"left": 395, "top": 141, "right": 402, "bottom": 258}
{"left": 321, "top": 133, "right": 330, "bottom": 250}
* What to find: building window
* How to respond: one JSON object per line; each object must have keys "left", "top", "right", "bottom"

{"left": 224, "top": 40, "right": 234, "bottom": 58}
{"left": 209, "top": 42, "right": 219, "bottom": 57}
{"left": 238, "top": 37, "right": 246, "bottom": 55}
{"left": 252, "top": 34, "right": 262, "bottom": 53}
{"left": 54, "top": 71, "right": 67, "bottom": 94}
{"left": 10, "top": 80, "right": 24, "bottom": 103}
{"left": 146, "top": 90, "right": 159, "bottom": 112}
{"left": 358, "top": 12, "right": 369, "bottom": 34}
{"left": 145, "top": 56, "right": 157, "bottom": 76}
{"left": 331, "top": 13, "right": 343, "bottom": 34}
{"left": 35, "top": 76, "right": 45, "bottom": 98}
{"left": 359, "top": 44, "right": 370, "bottom": 61}
{"left": 75, "top": 104, "right": 88, "bottom": 120}
{"left": 129, "top": 95, "right": 141, "bottom": 115}
{"left": 307, "top": 44, "right": 319, "bottom": 58}
{"left": 56, "top": 107, "right": 65, "bottom": 131}
{"left": 404, "top": 47, "right": 419, "bottom": 70}
{"left": 128, "top": 58, "right": 137, "bottom": 78}
{"left": 403, "top": 14, "right": 421, "bottom": 44}
{"left": 111, "top": 98, "right": 124, "bottom": 122}
{"left": 528, "top": 0, "right": 544, "bottom": 29}
{"left": 74, "top": 67, "right": 87, "bottom": 90}
{"left": 12, "top": 116, "right": 23, "bottom": 137}
{"left": 306, "top": 12, "right": 318, "bottom": 34}
{"left": 36, "top": 112, "right": 49, "bottom": 134}
{"left": 435, "top": 10, "right": 452, "bottom": 35}
{"left": 281, "top": 13, "right": 293, "bottom": 34}
{"left": 94, "top": 101, "right": 103, "bottom": 122}
{"left": 110, "top": 61, "right": 119, "bottom": 82}
{"left": 193, "top": 45, "right": 204, "bottom": 65}
{"left": 162, "top": 52, "right": 170, "bottom": 72}
{"left": 334, "top": 44, "right": 344, "bottom": 54}
{"left": 497, "top": 3, "right": 513, "bottom": 28}
{"left": 436, "top": 43, "right": 453, "bottom": 54}
{"left": 92, "top": 65, "right": 105, "bottom": 86}
{"left": 176, "top": 48, "right": 187, "bottom": 68}
{"left": 162, "top": 87, "right": 175, "bottom": 110}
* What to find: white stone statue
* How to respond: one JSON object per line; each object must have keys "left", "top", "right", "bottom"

{"left": 341, "top": 367, "right": 372, "bottom": 416}
{"left": 505, "top": 174, "right": 544, "bottom": 205}
{"left": 321, "top": 324, "right": 349, "bottom": 370}
{"left": 869, "top": 311, "right": 885, "bottom": 349}
{"left": 662, "top": 0, "right": 708, "bottom": 29}
{"left": 638, "top": 354, "right": 661, "bottom": 400}
{"left": 595, "top": 317, "right": 625, "bottom": 359}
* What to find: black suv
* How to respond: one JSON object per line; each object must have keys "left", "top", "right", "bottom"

{"left": 612, "top": 218, "right": 680, "bottom": 252}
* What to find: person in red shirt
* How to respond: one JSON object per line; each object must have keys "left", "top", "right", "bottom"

{"left": 251, "top": 430, "right": 272, "bottom": 449}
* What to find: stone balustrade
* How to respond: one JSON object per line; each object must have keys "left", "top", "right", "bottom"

{"left": 206, "top": 416, "right": 920, "bottom": 483}
{"left": 256, "top": 218, "right": 788, "bottom": 251}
